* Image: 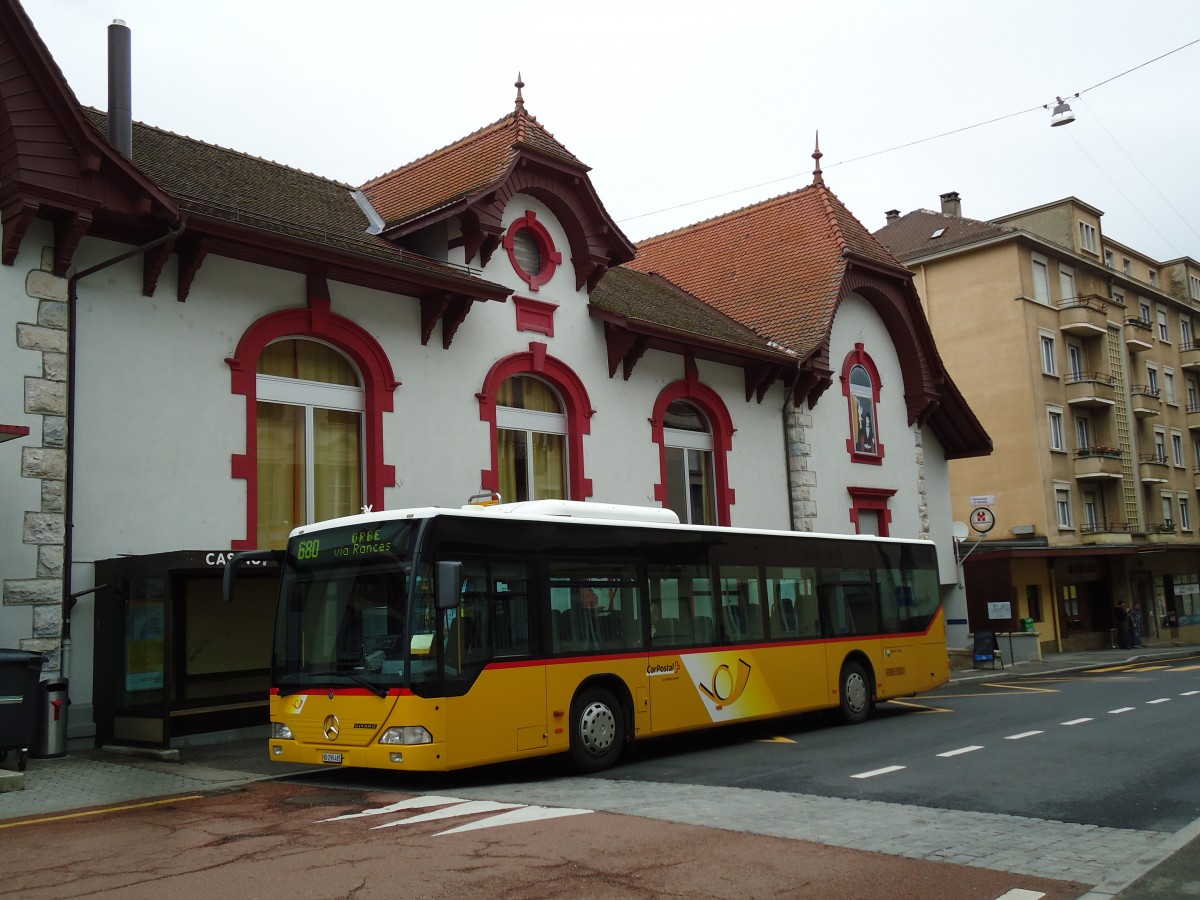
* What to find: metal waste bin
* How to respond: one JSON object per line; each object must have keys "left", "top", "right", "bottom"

{"left": 35, "top": 680, "right": 68, "bottom": 759}
{"left": 0, "top": 649, "right": 43, "bottom": 771}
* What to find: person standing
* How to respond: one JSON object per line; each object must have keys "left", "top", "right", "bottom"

{"left": 1114, "top": 601, "right": 1131, "bottom": 650}
{"left": 1130, "top": 603, "right": 1143, "bottom": 649}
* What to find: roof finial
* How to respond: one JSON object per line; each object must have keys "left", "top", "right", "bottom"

{"left": 812, "top": 131, "right": 824, "bottom": 186}
{"left": 514, "top": 72, "right": 525, "bottom": 112}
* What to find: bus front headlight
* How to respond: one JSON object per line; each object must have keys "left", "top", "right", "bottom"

{"left": 271, "top": 722, "right": 295, "bottom": 740}
{"left": 379, "top": 726, "right": 432, "bottom": 745}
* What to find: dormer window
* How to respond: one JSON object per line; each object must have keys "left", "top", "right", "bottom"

{"left": 512, "top": 230, "right": 542, "bottom": 277}
{"left": 503, "top": 210, "right": 562, "bottom": 291}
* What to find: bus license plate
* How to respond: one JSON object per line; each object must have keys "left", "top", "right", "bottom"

{"left": 322, "top": 752, "right": 343, "bottom": 764}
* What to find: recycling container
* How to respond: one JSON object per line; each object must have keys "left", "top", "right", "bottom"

{"left": 0, "top": 649, "right": 43, "bottom": 771}
{"left": 34, "top": 680, "right": 68, "bottom": 759}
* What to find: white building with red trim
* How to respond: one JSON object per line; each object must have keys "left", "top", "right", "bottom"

{"left": 0, "top": 1, "right": 988, "bottom": 748}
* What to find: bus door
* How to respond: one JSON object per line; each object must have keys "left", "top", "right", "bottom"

{"left": 647, "top": 564, "right": 716, "bottom": 732}
{"left": 763, "top": 566, "right": 828, "bottom": 711}
{"left": 441, "top": 558, "right": 546, "bottom": 766}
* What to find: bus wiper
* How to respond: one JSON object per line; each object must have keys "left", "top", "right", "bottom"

{"left": 336, "top": 672, "right": 386, "bottom": 696}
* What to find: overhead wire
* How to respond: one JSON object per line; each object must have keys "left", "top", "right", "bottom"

{"left": 616, "top": 38, "right": 1200, "bottom": 227}
{"left": 1076, "top": 95, "right": 1200, "bottom": 251}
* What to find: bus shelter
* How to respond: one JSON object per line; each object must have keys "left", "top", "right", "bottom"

{"left": 93, "top": 550, "right": 279, "bottom": 748}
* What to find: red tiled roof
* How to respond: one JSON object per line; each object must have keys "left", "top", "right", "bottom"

{"left": 360, "top": 108, "right": 586, "bottom": 229}
{"left": 629, "top": 184, "right": 906, "bottom": 357}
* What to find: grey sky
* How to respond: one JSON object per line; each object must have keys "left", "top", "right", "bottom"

{"left": 23, "top": 1, "right": 1200, "bottom": 261}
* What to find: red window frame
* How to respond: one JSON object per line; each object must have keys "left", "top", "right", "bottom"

{"left": 502, "top": 210, "right": 562, "bottom": 292}
{"left": 841, "top": 342, "right": 884, "bottom": 465}
{"left": 650, "top": 379, "right": 736, "bottom": 527}
{"left": 847, "top": 486, "right": 896, "bottom": 536}
{"left": 225, "top": 296, "right": 399, "bottom": 549}
{"left": 477, "top": 342, "right": 594, "bottom": 501}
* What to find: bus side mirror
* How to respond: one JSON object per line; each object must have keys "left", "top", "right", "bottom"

{"left": 435, "top": 561, "right": 463, "bottom": 610}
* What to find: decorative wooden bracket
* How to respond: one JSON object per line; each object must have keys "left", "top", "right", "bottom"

{"left": 53, "top": 210, "right": 92, "bottom": 276}
{"left": 602, "top": 322, "right": 648, "bottom": 380}
{"left": 176, "top": 235, "right": 209, "bottom": 302}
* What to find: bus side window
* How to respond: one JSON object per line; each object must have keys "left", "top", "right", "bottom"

{"left": 718, "top": 566, "right": 764, "bottom": 643}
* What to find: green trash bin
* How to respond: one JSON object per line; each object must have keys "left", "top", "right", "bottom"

{"left": 1020, "top": 617, "right": 1035, "bottom": 632}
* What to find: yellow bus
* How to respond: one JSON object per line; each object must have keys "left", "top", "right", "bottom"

{"left": 227, "top": 500, "right": 949, "bottom": 773}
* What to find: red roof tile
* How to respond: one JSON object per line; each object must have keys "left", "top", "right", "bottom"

{"left": 629, "top": 184, "right": 906, "bottom": 357}
{"left": 360, "top": 108, "right": 586, "bottom": 229}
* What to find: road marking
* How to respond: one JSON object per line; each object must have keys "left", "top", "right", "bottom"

{"left": 371, "top": 800, "right": 523, "bottom": 829}
{"left": 937, "top": 745, "right": 983, "bottom": 758}
{"left": 1061, "top": 717, "right": 1093, "bottom": 726}
{"left": 851, "top": 765, "right": 906, "bottom": 779}
{"left": 1004, "top": 730, "right": 1043, "bottom": 740}
{"left": 1146, "top": 698, "right": 1170, "bottom": 705}
{"left": 1175, "top": 665, "right": 1200, "bottom": 672}
{"left": 320, "top": 795, "right": 467, "bottom": 822}
{"left": 994, "top": 890, "right": 1046, "bottom": 899}
{"left": 982, "top": 682, "right": 1059, "bottom": 693}
{"left": 1086, "top": 663, "right": 1140, "bottom": 673}
{"left": 1108, "top": 706, "right": 1135, "bottom": 714}
{"left": 0, "top": 794, "right": 206, "bottom": 829}
{"left": 888, "top": 698, "right": 953, "bottom": 713}
{"left": 1130, "top": 665, "right": 1169, "bottom": 672}
{"left": 435, "top": 805, "right": 592, "bottom": 835}
{"left": 756, "top": 735, "right": 797, "bottom": 743}
{"left": 319, "top": 795, "right": 595, "bottom": 836}
{"left": 1182, "top": 690, "right": 1200, "bottom": 696}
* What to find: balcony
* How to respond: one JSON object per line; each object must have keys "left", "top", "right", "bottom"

{"left": 1138, "top": 453, "right": 1170, "bottom": 483}
{"left": 1182, "top": 340, "right": 1200, "bottom": 371}
{"left": 1080, "top": 521, "right": 1133, "bottom": 545}
{"left": 1130, "top": 386, "right": 1162, "bottom": 417}
{"left": 1059, "top": 295, "right": 1110, "bottom": 336}
{"left": 1073, "top": 446, "right": 1123, "bottom": 480}
{"left": 1146, "top": 521, "right": 1179, "bottom": 544}
{"left": 1064, "top": 371, "right": 1117, "bottom": 407}
{"left": 1188, "top": 403, "right": 1200, "bottom": 431}
{"left": 1195, "top": 465, "right": 1200, "bottom": 492}
{"left": 1123, "top": 317, "right": 1154, "bottom": 352}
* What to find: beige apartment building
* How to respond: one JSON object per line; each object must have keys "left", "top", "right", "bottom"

{"left": 877, "top": 193, "right": 1200, "bottom": 653}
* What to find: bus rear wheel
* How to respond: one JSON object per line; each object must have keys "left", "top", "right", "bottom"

{"left": 569, "top": 686, "right": 624, "bottom": 773}
{"left": 838, "top": 660, "right": 872, "bottom": 725}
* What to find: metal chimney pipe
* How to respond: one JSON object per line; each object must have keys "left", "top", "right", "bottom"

{"left": 107, "top": 19, "right": 132, "bottom": 158}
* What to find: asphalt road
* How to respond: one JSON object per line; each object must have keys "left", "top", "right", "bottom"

{"left": 5, "top": 657, "right": 1197, "bottom": 898}
{"left": 589, "top": 657, "right": 1200, "bottom": 832}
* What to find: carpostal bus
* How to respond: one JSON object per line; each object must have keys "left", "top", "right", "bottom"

{"left": 225, "top": 500, "right": 950, "bottom": 773}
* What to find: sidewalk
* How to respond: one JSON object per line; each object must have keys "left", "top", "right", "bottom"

{"left": 2, "top": 644, "right": 1197, "bottom": 825}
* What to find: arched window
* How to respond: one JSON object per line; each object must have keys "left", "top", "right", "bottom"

{"left": 256, "top": 339, "right": 364, "bottom": 548}
{"left": 651, "top": 380, "right": 735, "bottom": 526}
{"left": 662, "top": 401, "right": 715, "bottom": 525}
{"left": 496, "top": 375, "right": 568, "bottom": 501}
{"left": 477, "top": 345, "right": 594, "bottom": 502}
{"left": 841, "top": 343, "right": 884, "bottom": 465}
{"left": 226, "top": 295, "right": 399, "bottom": 550}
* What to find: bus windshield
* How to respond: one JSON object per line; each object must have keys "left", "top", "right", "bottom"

{"left": 273, "top": 520, "right": 417, "bottom": 695}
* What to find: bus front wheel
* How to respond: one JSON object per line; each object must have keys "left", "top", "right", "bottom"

{"left": 838, "top": 661, "right": 873, "bottom": 725}
{"left": 569, "top": 686, "right": 624, "bottom": 772}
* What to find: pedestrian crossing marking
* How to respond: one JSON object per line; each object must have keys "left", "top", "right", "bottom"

{"left": 436, "top": 805, "right": 593, "bottom": 836}
{"left": 318, "top": 795, "right": 593, "bottom": 836}
{"left": 372, "top": 800, "right": 523, "bottom": 829}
